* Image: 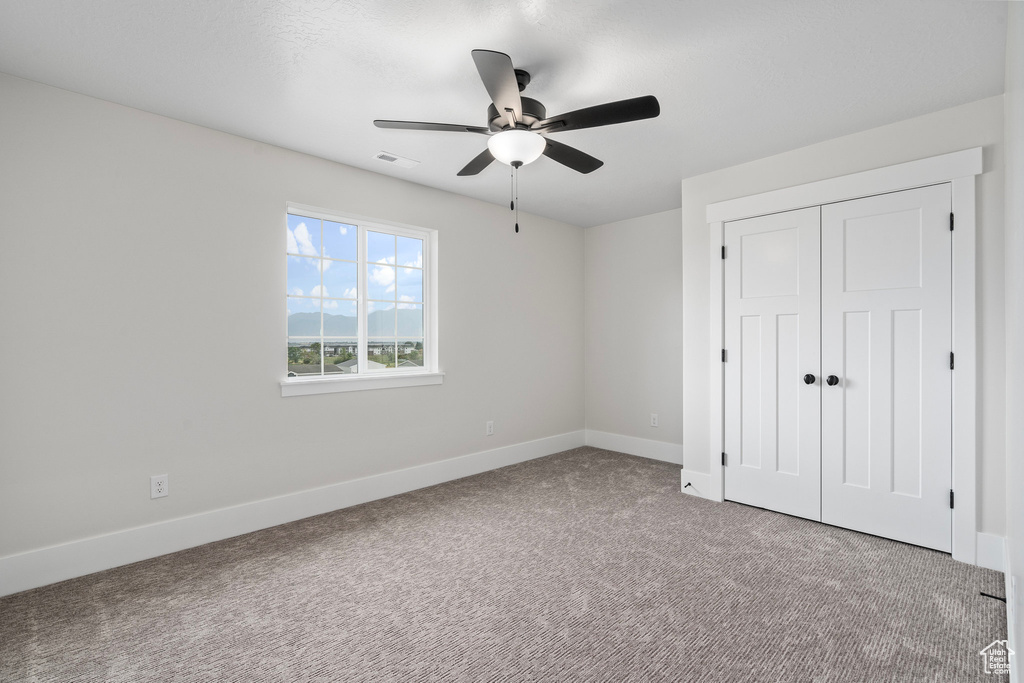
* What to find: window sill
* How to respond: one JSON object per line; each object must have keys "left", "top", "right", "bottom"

{"left": 280, "top": 371, "right": 444, "bottom": 397}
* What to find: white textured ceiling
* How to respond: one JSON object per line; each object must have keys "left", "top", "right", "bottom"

{"left": 0, "top": 0, "right": 1008, "bottom": 227}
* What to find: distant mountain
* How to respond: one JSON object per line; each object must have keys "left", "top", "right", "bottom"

{"left": 288, "top": 308, "right": 422, "bottom": 338}
{"left": 287, "top": 312, "right": 343, "bottom": 336}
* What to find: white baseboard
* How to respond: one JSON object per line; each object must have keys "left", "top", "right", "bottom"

{"left": 978, "top": 532, "right": 1007, "bottom": 572}
{"left": 679, "top": 469, "right": 713, "bottom": 500}
{"left": 585, "top": 430, "right": 683, "bottom": 465}
{"left": 0, "top": 430, "right": 586, "bottom": 598}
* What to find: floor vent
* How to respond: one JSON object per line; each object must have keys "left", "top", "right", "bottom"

{"left": 373, "top": 151, "right": 419, "bottom": 169}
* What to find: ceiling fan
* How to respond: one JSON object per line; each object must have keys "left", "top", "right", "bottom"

{"left": 374, "top": 49, "right": 661, "bottom": 176}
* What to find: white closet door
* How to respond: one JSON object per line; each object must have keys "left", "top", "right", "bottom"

{"left": 820, "top": 184, "right": 952, "bottom": 551}
{"left": 724, "top": 207, "right": 821, "bottom": 520}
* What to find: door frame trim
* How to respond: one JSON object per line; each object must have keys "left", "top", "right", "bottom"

{"left": 706, "top": 147, "right": 982, "bottom": 565}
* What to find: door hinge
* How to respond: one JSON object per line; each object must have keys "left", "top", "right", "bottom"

{"left": 722, "top": 245, "right": 726, "bottom": 259}
{"left": 722, "top": 452, "right": 727, "bottom": 467}
{"left": 949, "top": 212, "right": 954, "bottom": 232}
{"left": 722, "top": 349, "right": 727, "bottom": 362}
{"left": 950, "top": 352, "right": 954, "bottom": 370}
{"left": 950, "top": 489, "right": 954, "bottom": 509}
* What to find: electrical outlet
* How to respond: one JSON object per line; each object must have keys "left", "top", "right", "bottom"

{"left": 650, "top": 413, "right": 659, "bottom": 427}
{"left": 150, "top": 474, "right": 168, "bottom": 499}
{"left": 486, "top": 420, "right": 494, "bottom": 436}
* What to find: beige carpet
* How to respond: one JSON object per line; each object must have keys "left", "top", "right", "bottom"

{"left": 0, "top": 447, "right": 1008, "bottom": 682}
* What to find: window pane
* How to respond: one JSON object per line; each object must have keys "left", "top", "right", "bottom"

{"left": 368, "top": 339, "right": 396, "bottom": 369}
{"left": 287, "top": 297, "right": 321, "bottom": 336}
{"left": 287, "top": 256, "right": 322, "bottom": 298}
{"left": 367, "top": 231, "right": 395, "bottom": 264}
{"left": 368, "top": 263, "right": 396, "bottom": 301}
{"left": 368, "top": 301, "right": 396, "bottom": 337}
{"left": 323, "top": 221, "right": 356, "bottom": 262}
{"left": 397, "top": 267, "right": 422, "bottom": 304}
{"left": 287, "top": 339, "right": 322, "bottom": 376}
{"left": 398, "top": 339, "right": 424, "bottom": 368}
{"left": 323, "top": 300, "right": 358, "bottom": 336}
{"left": 324, "top": 338, "right": 358, "bottom": 374}
{"left": 397, "top": 236, "right": 423, "bottom": 268}
{"left": 287, "top": 214, "right": 321, "bottom": 257}
{"left": 397, "top": 304, "right": 423, "bottom": 338}
{"left": 286, "top": 209, "right": 431, "bottom": 383}
{"left": 322, "top": 261, "right": 357, "bottom": 300}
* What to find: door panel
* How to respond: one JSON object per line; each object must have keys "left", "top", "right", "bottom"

{"left": 820, "top": 184, "right": 952, "bottom": 552}
{"left": 724, "top": 207, "right": 821, "bottom": 520}
{"left": 776, "top": 314, "right": 801, "bottom": 475}
{"left": 891, "top": 309, "right": 923, "bottom": 497}
{"left": 740, "top": 315, "right": 763, "bottom": 468}
{"left": 841, "top": 310, "right": 871, "bottom": 488}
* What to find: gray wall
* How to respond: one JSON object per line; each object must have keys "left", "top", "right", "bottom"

{"left": 584, "top": 209, "right": 684, "bottom": 445}
{"left": 0, "top": 73, "right": 585, "bottom": 558}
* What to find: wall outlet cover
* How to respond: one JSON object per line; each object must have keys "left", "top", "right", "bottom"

{"left": 150, "top": 474, "right": 168, "bottom": 499}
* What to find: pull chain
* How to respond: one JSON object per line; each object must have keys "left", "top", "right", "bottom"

{"left": 511, "top": 160, "right": 521, "bottom": 233}
{"left": 514, "top": 164, "right": 519, "bottom": 233}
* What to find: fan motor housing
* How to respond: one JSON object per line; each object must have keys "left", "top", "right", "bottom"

{"left": 487, "top": 97, "right": 546, "bottom": 132}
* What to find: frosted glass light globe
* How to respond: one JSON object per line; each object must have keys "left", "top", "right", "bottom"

{"left": 487, "top": 129, "right": 546, "bottom": 166}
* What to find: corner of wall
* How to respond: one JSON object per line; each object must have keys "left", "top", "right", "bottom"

{"left": 1004, "top": 3, "right": 1024, "bottom": 678}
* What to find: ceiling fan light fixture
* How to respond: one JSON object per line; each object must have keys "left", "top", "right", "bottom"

{"left": 487, "top": 129, "right": 546, "bottom": 166}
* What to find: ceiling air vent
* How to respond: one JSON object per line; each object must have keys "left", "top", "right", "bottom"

{"left": 373, "top": 151, "right": 419, "bottom": 169}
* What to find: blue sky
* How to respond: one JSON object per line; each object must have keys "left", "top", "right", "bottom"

{"left": 286, "top": 214, "right": 424, "bottom": 335}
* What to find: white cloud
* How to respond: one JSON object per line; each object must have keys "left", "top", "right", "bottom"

{"left": 288, "top": 221, "right": 318, "bottom": 257}
{"left": 370, "top": 263, "right": 396, "bottom": 293}
{"left": 290, "top": 287, "right": 304, "bottom": 296}
{"left": 338, "top": 225, "right": 348, "bottom": 236}
{"left": 310, "top": 285, "right": 328, "bottom": 298}
{"left": 323, "top": 300, "right": 339, "bottom": 310}
{"left": 398, "top": 295, "right": 420, "bottom": 310}
{"left": 343, "top": 287, "right": 357, "bottom": 299}
{"left": 403, "top": 253, "right": 423, "bottom": 268}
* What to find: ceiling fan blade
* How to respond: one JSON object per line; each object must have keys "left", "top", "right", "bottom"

{"left": 471, "top": 49, "right": 522, "bottom": 128}
{"left": 532, "top": 95, "right": 660, "bottom": 133}
{"left": 374, "top": 120, "right": 491, "bottom": 134}
{"left": 457, "top": 148, "right": 495, "bottom": 176}
{"left": 542, "top": 138, "right": 604, "bottom": 174}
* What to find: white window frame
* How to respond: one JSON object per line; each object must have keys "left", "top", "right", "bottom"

{"left": 281, "top": 202, "right": 442, "bottom": 397}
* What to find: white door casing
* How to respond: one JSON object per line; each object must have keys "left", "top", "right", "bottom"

{"left": 819, "top": 184, "right": 953, "bottom": 551}
{"left": 724, "top": 207, "right": 821, "bottom": 520}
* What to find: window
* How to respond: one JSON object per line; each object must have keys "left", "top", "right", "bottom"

{"left": 282, "top": 204, "right": 440, "bottom": 396}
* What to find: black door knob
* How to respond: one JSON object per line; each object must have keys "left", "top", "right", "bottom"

{"left": 803, "top": 374, "right": 815, "bottom": 385}
{"left": 826, "top": 375, "right": 839, "bottom": 386}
